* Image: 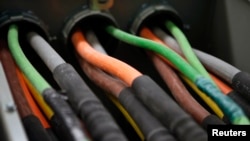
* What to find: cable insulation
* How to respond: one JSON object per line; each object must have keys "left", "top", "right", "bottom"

{"left": 165, "top": 21, "right": 213, "bottom": 82}
{"left": 17, "top": 68, "right": 50, "bottom": 128}
{"left": 8, "top": 24, "right": 50, "bottom": 93}
{"left": 105, "top": 25, "right": 249, "bottom": 124}
{"left": 71, "top": 29, "right": 142, "bottom": 86}
{"left": 153, "top": 27, "right": 240, "bottom": 84}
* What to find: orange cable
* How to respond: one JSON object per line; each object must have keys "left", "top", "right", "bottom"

{"left": 16, "top": 66, "right": 50, "bottom": 128}
{"left": 71, "top": 29, "right": 142, "bottom": 86}
{"left": 210, "top": 74, "right": 232, "bottom": 94}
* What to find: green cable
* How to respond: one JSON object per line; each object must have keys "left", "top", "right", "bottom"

{"left": 106, "top": 26, "right": 201, "bottom": 83}
{"left": 105, "top": 25, "right": 250, "bottom": 125}
{"left": 7, "top": 24, "right": 51, "bottom": 94}
{"left": 165, "top": 21, "right": 214, "bottom": 84}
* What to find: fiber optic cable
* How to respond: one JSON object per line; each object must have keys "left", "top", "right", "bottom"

{"left": 0, "top": 40, "right": 53, "bottom": 141}
{"left": 27, "top": 31, "right": 128, "bottom": 141}
{"left": 147, "top": 51, "right": 225, "bottom": 127}
{"left": 7, "top": 24, "right": 89, "bottom": 141}
{"left": 165, "top": 21, "right": 215, "bottom": 84}
{"left": 72, "top": 29, "right": 207, "bottom": 141}
{"left": 83, "top": 30, "right": 178, "bottom": 141}
{"left": 152, "top": 27, "right": 250, "bottom": 118}
{"left": 0, "top": 61, "right": 28, "bottom": 141}
{"left": 153, "top": 27, "right": 250, "bottom": 103}
{"left": 105, "top": 25, "right": 250, "bottom": 125}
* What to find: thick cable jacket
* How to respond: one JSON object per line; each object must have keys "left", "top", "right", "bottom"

{"left": 22, "top": 115, "right": 53, "bottom": 141}
{"left": 153, "top": 27, "right": 240, "bottom": 84}
{"left": 227, "top": 91, "right": 250, "bottom": 118}
{"left": 79, "top": 55, "right": 144, "bottom": 140}
{"left": 8, "top": 24, "right": 50, "bottom": 93}
{"left": 80, "top": 58, "right": 177, "bottom": 141}
{"left": 232, "top": 72, "right": 250, "bottom": 101}
{"left": 53, "top": 63, "right": 128, "bottom": 141}
{"left": 193, "top": 50, "right": 239, "bottom": 85}
{"left": 72, "top": 29, "right": 143, "bottom": 86}
{"left": 106, "top": 94, "right": 144, "bottom": 141}
{"left": 119, "top": 88, "right": 177, "bottom": 141}
{"left": 27, "top": 32, "right": 65, "bottom": 72}
{"left": 17, "top": 68, "right": 50, "bottom": 128}
{"left": 132, "top": 75, "right": 207, "bottom": 141}
{"left": 165, "top": 21, "right": 213, "bottom": 82}
{"left": 8, "top": 24, "right": 91, "bottom": 141}
{"left": 210, "top": 73, "right": 250, "bottom": 117}
{"left": 148, "top": 51, "right": 225, "bottom": 126}
{"left": 42, "top": 88, "right": 89, "bottom": 141}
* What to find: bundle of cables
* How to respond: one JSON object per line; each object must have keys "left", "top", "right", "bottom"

{"left": 151, "top": 26, "right": 250, "bottom": 119}
{"left": 25, "top": 27, "right": 129, "bottom": 141}
{"left": 7, "top": 24, "right": 92, "bottom": 141}
{"left": 0, "top": 39, "right": 57, "bottom": 141}
{"left": 104, "top": 21, "right": 250, "bottom": 125}
{"left": 71, "top": 28, "right": 208, "bottom": 141}
{"left": 139, "top": 26, "right": 250, "bottom": 121}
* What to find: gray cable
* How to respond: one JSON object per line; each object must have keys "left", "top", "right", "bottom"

{"left": 153, "top": 27, "right": 240, "bottom": 83}
{"left": 86, "top": 30, "right": 108, "bottom": 54}
{"left": 0, "top": 62, "right": 28, "bottom": 141}
{"left": 27, "top": 32, "right": 65, "bottom": 72}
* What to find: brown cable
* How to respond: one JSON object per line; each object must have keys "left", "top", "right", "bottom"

{"left": 147, "top": 51, "right": 210, "bottom": 124}
{"left": 77, "top": 55, "right": 126, "bottom": 97}
{"left": 0, "top": 39, "right": 32, "bottom": 117}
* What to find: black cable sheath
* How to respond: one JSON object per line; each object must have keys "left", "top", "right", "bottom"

{"left": 53, "top": 63, "right": 128, "bottom": 141}
{"left": 132, "top": 75, "right": 207, "bottom": 141}
{"left": 201, "top": 115, "right": 226, "bottom": 128}
{"left": 43, "top": 88, "right": 87, "bottom": 141}
{"left": 46, "top": 128, "right": 59, "bottom": 141}
{"left": 227, "top": 90, "right": 250, "bottom": 118}
{"left": 22, "top": 115, "right": 53, "bottom": 141}
{"left": 119, "top": 87, "right": 177, "bottom": 141}
{"left": 232, "top": 72, "right": 250, "bottom": 101}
